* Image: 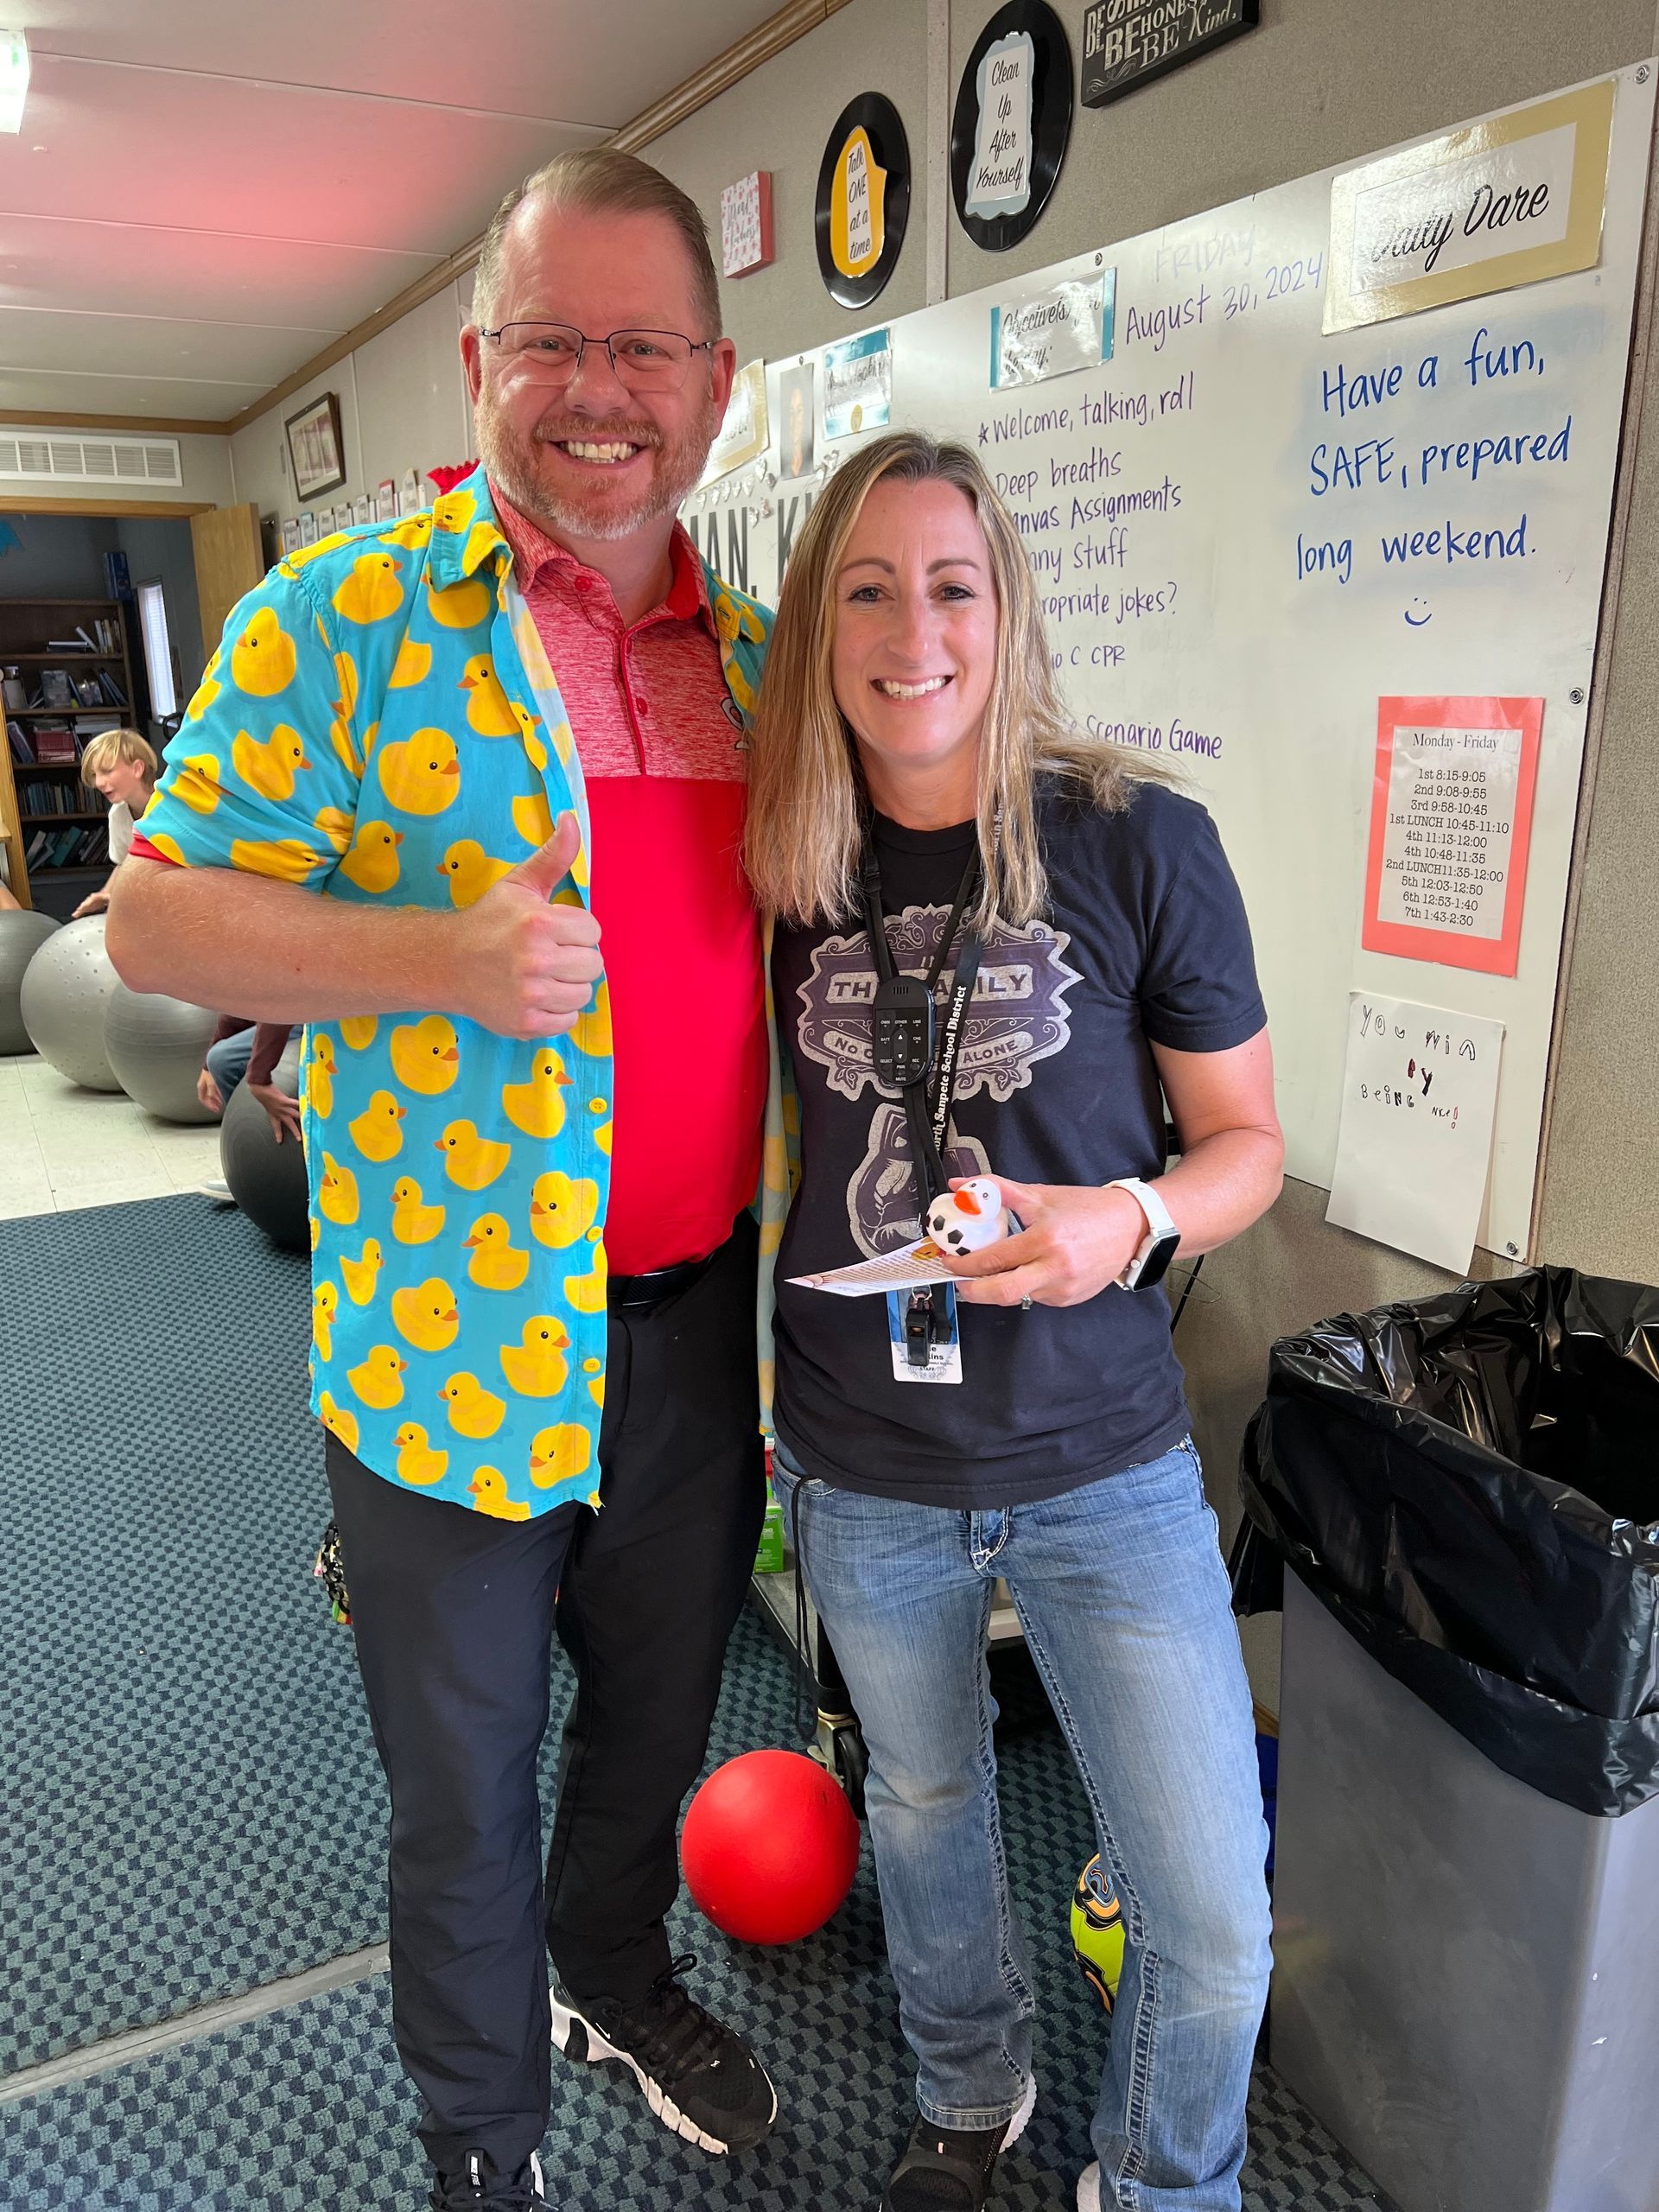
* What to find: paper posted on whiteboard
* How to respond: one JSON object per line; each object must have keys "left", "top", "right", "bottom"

{"left": 1325, "top": 994, "right": 1504, "bottom": 1272}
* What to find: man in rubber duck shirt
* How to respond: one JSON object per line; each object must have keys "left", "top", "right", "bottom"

{"left": 111, "top": 149, "right": 783, "bottom": 2212}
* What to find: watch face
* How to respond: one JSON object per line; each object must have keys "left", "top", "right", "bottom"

{"left": 1134, "top": 1231, "right": 1181, "bottom": 1292}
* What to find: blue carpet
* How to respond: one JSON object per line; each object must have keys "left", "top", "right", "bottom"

{"left": 0, "top": 1197, "right": 817, "bottom": 2077}
{"left": 0, "top": 1197, "right": 392, "bottom": 2075}
{"left": 0, "top": 1715, "right": 1379, "bottom": 2209}
{"left": 3, "top": 1195, "right": 1382, "bottom": 2208}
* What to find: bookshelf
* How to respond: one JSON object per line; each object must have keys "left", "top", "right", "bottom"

{"left": 0, "top": 597, "right": 137, "bottom": 912}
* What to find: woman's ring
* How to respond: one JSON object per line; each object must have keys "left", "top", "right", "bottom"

{"left": 1020, "top": 1294, "right": 1033, "bottom": 1312}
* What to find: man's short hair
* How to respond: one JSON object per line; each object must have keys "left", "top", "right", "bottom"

{"left": 473, "top": 149, "right": 722, "bottom": 339}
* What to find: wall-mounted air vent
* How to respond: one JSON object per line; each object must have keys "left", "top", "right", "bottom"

{"left": 0, "top": 431, "right": 183, "bottom": 488}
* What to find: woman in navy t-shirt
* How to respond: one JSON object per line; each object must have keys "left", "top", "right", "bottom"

{"left": 745, "top": 430, "right": 1283, "bottom": 2212}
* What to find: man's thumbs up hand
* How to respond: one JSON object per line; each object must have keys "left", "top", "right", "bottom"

{"left": 504, "top": 813, "right": 582, "bottom": 903}
{"left": 449, "top": 811, "right": 602, "bottom": 1039}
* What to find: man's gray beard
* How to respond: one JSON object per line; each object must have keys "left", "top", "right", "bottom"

{"left": 476, "top": 393, "right": 715, "bottom": 543}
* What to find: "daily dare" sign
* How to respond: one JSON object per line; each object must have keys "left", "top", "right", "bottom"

{"left": 1325, "top": 79, "right": 1614, "bottom": 334}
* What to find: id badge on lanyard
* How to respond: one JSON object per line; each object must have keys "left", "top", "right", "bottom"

{"left": 887, "top": 1282, "right": 963, "bottom": 1383}
{"left": 863, "top": 838, "right": 982, "bottom": 1386}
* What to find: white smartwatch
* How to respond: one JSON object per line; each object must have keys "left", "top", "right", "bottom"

{"left": 1107, "top": 1177, "right": 1181, "bottom": 1292}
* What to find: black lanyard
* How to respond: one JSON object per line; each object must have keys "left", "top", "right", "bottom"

{"left": 860, "top": 836, "right": 984, "bottom": 1220}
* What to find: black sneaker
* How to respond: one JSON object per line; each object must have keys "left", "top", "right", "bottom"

{"left": 880, "top": 2077, "right": 1036, "bottom": 2212}
{"left": 550, "top": 1951, "right": 777, "bottom": 2154}
{"left": 429, "top": 2149, "right": 551, "bottom": 2209}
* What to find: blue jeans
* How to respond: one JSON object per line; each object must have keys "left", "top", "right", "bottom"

{"left": 771, "top": 1439, "right": 1271, "bottom": 2210}
{"left": 205, "top": 1024, "right": 299, "bottom": 1106}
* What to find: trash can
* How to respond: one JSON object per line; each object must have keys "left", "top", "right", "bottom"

{"left": 1231, "top": 1268, "right": 1659, "bottom": 2212}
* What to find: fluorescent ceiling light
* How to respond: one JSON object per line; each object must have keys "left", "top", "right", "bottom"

{"left": 0, "top": 29, "right": 29, "bottom": 135}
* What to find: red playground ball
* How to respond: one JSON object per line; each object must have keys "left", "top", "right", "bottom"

{"left": 681, "top": 1750, "right": 861, "bottom": 1944}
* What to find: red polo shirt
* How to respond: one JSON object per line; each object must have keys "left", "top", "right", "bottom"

{"left": 493, "top": 486, "right": 766, "bottom": 1276}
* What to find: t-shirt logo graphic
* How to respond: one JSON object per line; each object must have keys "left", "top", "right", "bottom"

{"left": 795, "top": 905, "right": 1081, "bottom": 1103}
{"left": 849, "top": 1108, "right": 992, "bottom": 1257}
{"left": 795, "top": 903, "right": 1081, "bottom": 1256}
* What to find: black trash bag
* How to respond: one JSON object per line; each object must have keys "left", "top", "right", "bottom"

{"left": 1230, "top": 1266, "right": 1659, "bottom": 1817}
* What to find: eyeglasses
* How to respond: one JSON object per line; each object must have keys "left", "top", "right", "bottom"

{"left": 478, "top": 321, "right": 715, "bottom": 390}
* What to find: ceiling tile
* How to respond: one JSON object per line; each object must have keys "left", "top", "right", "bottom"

{"left": 2, "top": 56, "right": 602, "bottom": 252}
{"left": 0, "top": 217, "right": 442, "bottom": 330}
{"left": 0, "top": 368, "right": 266, "bottom": 420}
{"left": 25, "top": 0, "right": 785, "bottom": 124}
{"left": 0, "top": 306, "right": 338, "bottom": 384}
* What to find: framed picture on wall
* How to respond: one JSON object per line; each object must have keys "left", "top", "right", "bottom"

{"left": 285, "top": 391, "right": 347, "bottom": 500}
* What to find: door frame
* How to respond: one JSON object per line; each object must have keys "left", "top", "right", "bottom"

{"left": 0, "top": 497, "right": 216, "bottom": 518}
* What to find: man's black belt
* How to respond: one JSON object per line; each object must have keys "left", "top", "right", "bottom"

{"left": 607, "top": 1248, "right": 720, "bottom": 1313}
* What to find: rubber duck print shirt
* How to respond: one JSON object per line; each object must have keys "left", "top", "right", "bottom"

{"left": 136, "top": 467, "right": 777, "bottom": 1522}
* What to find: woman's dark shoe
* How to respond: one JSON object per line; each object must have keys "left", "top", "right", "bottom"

{"left": 880, "top": 2076, "right": 1035, "bottom": 2212}
{"left": 428, "top": 2149, "right": 551, "bottom": 2209}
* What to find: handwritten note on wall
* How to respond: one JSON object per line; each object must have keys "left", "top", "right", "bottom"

{"left": 1326, "top": 993, "right": 1504, "bottom": 1271}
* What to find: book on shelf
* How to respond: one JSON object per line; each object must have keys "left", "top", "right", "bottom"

{"left": 76, "top": 826, "right": 107, "bottom": 865}
{"left": 38, "top": 669, "right": 74, "bottom": 709}
{"left": 34, "top": 726, "right": 78, "bottom": 763}
{"left": 70, "top": 673, "right": 105, "bottom": 709}
{"left": 98, "top": 670, "right": 128, "bottom": 708}
{"left": 6, "top": 723, "right": 31, "bottom": 765}
{"left": 26, "top": 782, "right": 104, "bottom": 817}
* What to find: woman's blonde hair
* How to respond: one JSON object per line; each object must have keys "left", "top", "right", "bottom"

{"left": 79, "top": 728, "right": 157, "bottom": 787}
{"left": 743, "top": 429, "right": 1162, "bottom": 929}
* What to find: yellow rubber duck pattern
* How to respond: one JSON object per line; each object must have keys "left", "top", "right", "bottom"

{"left": 140, "top": 465, "right": 775, "bottom": 1516}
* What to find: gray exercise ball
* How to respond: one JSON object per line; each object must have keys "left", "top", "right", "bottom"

{"left": 104, "top": 981, "right": 221, "bottom": 1124}
{"left": 0, "top": 909, "right": 60, "bottom": 1055}
{"left": 220, "top": 1038, "right": 309, "bottom": 1251}
{"left": 19, "top": 913, "right": 124, "bottom": 1090}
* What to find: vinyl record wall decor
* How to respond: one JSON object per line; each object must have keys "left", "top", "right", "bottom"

{"left": 816, "top": 92, "right": 912, "bottom": 308}
{"left": 951, "top": 0, "right": 1073, "bottom": 252}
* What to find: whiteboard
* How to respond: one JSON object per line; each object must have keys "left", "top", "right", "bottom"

{"left": 685, "top": 64, "right": 1655, "bottom": 1261}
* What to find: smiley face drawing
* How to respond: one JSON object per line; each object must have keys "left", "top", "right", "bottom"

{"left": 1404, "top": 597, "right": 1433, "bottom": 627}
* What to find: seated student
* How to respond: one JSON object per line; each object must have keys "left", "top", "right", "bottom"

{"left": 195, "top": 1016, "right": 302, "bottom": 1200}
{"left": 0, "top": 880, "right": 19, "bottom": 912}
{"left": 197, "top": 1016, "right": 302, "bottom": 1135}
{"left": 73, "top": 728, "right": 159, "bottom": 918}
{"left": 745, "top": 431, "right": 1281, "bottom": 2212}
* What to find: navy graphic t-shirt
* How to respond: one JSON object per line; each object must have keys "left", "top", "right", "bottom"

{"left": 772, "top": 777, "right": 1267, "bottom": 1509}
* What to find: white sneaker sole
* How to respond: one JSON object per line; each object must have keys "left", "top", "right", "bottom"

{"left": 1004, "top": 2072, "right": 1038, "bottom": 2152}
{"left": 549, "top": 1990, "right": 778, "bottom": 2157}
